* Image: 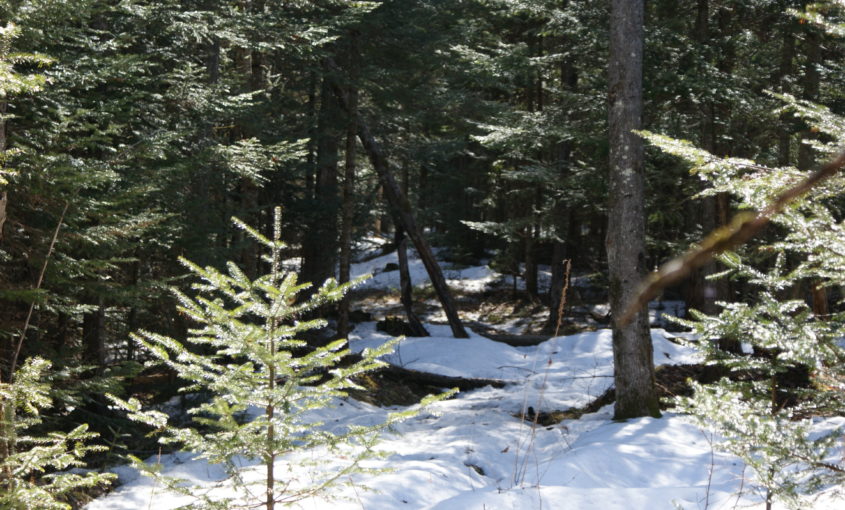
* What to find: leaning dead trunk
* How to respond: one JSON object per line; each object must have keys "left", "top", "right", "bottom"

{"left": 327, "top": 66, "right": 468, "bottom": 338}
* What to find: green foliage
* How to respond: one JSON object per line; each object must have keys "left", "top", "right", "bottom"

{"left": 0, "top": 22, "right": 52, "bottom": 100}
{"left": 646, "top": 7, "right": 845, "bottom": 503}
{"left": 0, "top": 20, "right": 52, "bottom": 185}
{"left": 649, "top": 56, "right": 845, "bottom": 506}
{"left": 0, "top": 357, "right": 114, "bottom": 510}
{"left": 110, "top": 211, "right": 452, "bottom": 509}
{"left": 672, "top": 254, "right": 845, "bottom": 508}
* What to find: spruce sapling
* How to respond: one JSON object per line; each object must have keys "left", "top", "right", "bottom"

{"left": 110, "top": 208, "right": 450, "bottom": 509}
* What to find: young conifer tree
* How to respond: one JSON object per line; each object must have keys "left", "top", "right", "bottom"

{"left": 1, "top": 19, "right": 114, "bottom": 510}
{"left": 111, "top": 208, "right": 444, "bottom": 509}
{"left": 0, "top": 357, "right": 114, "bottom": 510}
{"left": 670, "top": 253, "right": 844, "bottom": 509}
{"left": 641, "top": 86, "right": 845, "bottom": 506}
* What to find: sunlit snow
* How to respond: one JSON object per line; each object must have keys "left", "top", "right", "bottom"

{"left": 85, "top": 250, "right": 844, "bottom": 510}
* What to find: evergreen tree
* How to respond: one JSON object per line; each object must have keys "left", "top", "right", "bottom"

{"left": 111, "top": 209, "right": 449, "bottom": 509}
{"left": 1, "top": 18, "right": 112, "bottom": 509}
{"left": 1, "top": 357, "right": 114, "bottom": 509}
{"left": 641, "top": 3, "right": 845, "bottom": 501}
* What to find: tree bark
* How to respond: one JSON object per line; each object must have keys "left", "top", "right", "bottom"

{"left": 524, "top": 227, "right": 538, "bottom": 297}
{"left": 82, "top": 299, "right": 106, "bottom": 370}
{"left": 777, "top": 21, "right": 795, "bottom": 166}
{"left": 687, "top": 0, "right": 721, "bottom": 317}
{"left": 395, "top": 227, "right": 429, "bottom": 337}
{"left": 327, "top": 68, "right": 468, "bottom": 338}
{"left": 799, "top": 27, "right": 821, "bottom": 171}
{"left": 300, "top": 75, "right": 341, "bottom": 296}
{"left": 0, "top": 101, "right": 6, "bottom": 244}
{"left": 607, "top": 0, "right": 660, "bottom": 419}
{"left": 305, "top": 72, "right": 317, "bottom": 202}
{"left": 547, "top": 50, "right": 578, "bottom": 331}
{"left": 395, "top": 157, "right": 428, "bottom": 337}
{"left": 337, "top": 77, "right": 358, "bottom": 341}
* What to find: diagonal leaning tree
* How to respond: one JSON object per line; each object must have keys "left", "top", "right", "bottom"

{"left": 328, "top": 60, "right": 469, "bottom": 338}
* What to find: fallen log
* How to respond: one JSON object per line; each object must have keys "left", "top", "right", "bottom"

{"left": 466, "top": 322, "right": 552, "bottom": 347}
{"left": 342, "top": 352, "right": 509, "bottom": 407}
{"left": 481, "top": 334, "right": 552, "bottom": 347}
{"left": 378, "top": 363, "right": 508, "bottom": 391}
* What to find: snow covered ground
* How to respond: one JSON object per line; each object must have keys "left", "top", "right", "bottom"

{"left": 350, "top": 248, "right": 500, "bottom": 294}
{"left": 85, "top": 248, "right": 844, "bottom": 510}
{"left": 85, "top": 324, "right": 844, "bottom": 510}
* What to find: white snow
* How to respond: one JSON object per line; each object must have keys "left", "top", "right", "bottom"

{"left": 85, "top": 252, "right": 844, "bottom": 510}
{"left": 85, "top": 324, "right": 843, "bottom": 510}
{"left": 350, "top": 248, "right": 500, "bottom": 293}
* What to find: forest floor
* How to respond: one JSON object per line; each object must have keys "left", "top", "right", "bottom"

{"left": 85, "top": 242, "right": 845, "bottom": 510}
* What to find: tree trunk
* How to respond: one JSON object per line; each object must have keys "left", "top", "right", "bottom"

{"left": 300, "top": 75, "right": 340, "bottom": 295}
{"left": 686, "top": 0, "right": 719, "bottom": 317}
{"left": 777, "top": 21, "right": 795, "bottom": 166}
{"left": 396, "top": 227, "right": 429, "bottom": 337}
{"left": 327, "top": 70, "right": 468, "bottom": 338}
{"left": 607, "top": 0, "right": 659, "bottom": 419}
{"left": 206, "top": 37, "right": 220, "bottom": 85}
{"left": 338, "top": 40, "right": 358, "bottom": 340}
{"left": 524, "top": 227, "right": 538, "bottom": 297}
{"left": 0, "top": 101, "right": 6, "bottom": 244}
{"left": 396, "top": 157, "right": 428, "bottom": 337}
{"left": 82, "top": 299, "right": 106, "bottom": 370}
{"left": 799, "top": 27, "right": 821, "bottom": 171}
{"left": 548, "top": 51, "right": 578, "bottom": 331}
{"left": 239, "top": 178, "right": 260, "bottom": 279}
{"left": 305, "top": 72, "right": 317, "bottom": 202}
{"left": 0, "top": 99, "right": 9, "bottom": 482}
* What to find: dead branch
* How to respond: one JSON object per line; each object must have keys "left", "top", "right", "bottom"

{"left": 619, "top": 149, "right": 845, "bottom": 326}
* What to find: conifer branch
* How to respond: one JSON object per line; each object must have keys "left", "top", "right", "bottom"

{"left": 619, "top": 149, "right": 845, "bottom": 326}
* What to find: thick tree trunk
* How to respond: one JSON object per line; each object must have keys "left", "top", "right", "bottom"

{"left": 607, "top": 0, "right": 659, "bottom": 419}
{"left": 327, "top": 71, "right": 468, "bottom": 338}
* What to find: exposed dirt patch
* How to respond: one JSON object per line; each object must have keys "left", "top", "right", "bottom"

{"left": 376, "top": 316, "right": 424, "bottom": 337}
{"left": 350, "top": 371, "right": 446, "bottom": 407}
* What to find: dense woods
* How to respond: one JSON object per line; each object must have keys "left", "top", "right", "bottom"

{"left": 1, "top": 0, "right": 844, "bottom": 508}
